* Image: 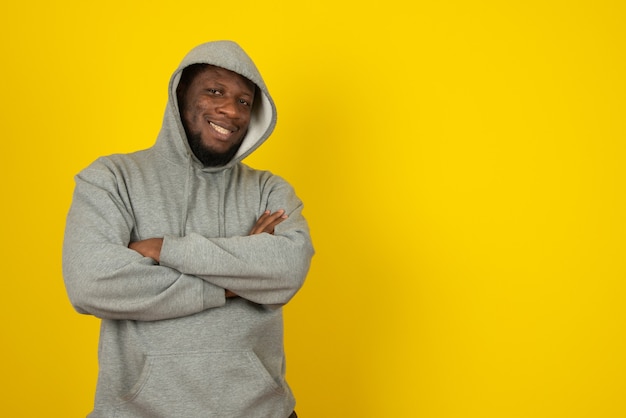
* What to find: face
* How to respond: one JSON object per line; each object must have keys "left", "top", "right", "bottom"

{"left": 179, "top": 65, "right": 255, "bottom": 167}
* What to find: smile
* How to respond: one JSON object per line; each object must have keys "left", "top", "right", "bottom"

{"left": 209, "top": 121, "right": 232, "bottom": 135}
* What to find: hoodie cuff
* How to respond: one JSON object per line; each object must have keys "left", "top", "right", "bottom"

{"left": 159, "top": 235, "right": 185, "bottom": 271}
{"left": 203, "top": 282, "right": 227, "bottom": 310}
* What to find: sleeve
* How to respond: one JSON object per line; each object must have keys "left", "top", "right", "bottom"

{"left": 62, "top": 160, "right": 226, "bottom": 321}
{"left": 159, "top": 176, "right": 314, "bottom": 306}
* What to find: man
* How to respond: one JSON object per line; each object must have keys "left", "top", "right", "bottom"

{"left": 63, "top": 40, "right": 313, "bottom": 418}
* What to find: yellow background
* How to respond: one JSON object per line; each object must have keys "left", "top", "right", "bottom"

{"left": 2, "top": 1, "right": 625, "bottom": 416}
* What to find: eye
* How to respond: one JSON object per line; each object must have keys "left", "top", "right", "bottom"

{"left": 206, "top": 88, "right": 222, "bottom": 95}
{"left": 238, "top": 98, "right": 251, "bottom": 107}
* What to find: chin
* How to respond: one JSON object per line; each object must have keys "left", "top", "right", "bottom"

{"left": 190, "top": 137, "right": 242, "bottom": 167}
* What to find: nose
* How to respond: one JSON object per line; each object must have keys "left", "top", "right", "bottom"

{"left": 217, "top": 98, "right": 239, "bottom": 118}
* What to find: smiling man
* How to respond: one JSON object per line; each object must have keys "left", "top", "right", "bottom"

{"left": 178, "top": 63, "right": 256, "bottom": 167}
{"left": 62, "top": 41, "right": 313, "bottom": 418}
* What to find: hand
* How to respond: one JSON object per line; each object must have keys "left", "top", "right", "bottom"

{"left": 248, "top": 210, "right": 288, "bottom": 235}
{"left": 129, "top": 238, "right": 164, "bottom": 263}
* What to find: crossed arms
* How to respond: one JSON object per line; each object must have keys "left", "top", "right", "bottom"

{"left": 62, "top": 159, "right": 313, "bottom": 322}
{"left": 128, "top": 210, "right": 289, "bottom": 298}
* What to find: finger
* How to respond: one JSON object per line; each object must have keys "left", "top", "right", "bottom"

{"left": 256, "top": 210, "right": 285, "bottom": 233}
{"left": 248, "top": 210, "right": 271, "bottom": 235}
{"left": 249, "top": 210, "right": 287, "bottom": 235}
{"left": 263, "top": 213, "right": 288, "bottom": 234}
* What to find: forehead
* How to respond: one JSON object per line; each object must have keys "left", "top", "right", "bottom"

{"left": 192, "top": 65, "right": 255, "bottom": 94}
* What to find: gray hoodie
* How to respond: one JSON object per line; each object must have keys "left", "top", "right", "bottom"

{"left": 63, "top": 41, "right": 314, "bottom": 418}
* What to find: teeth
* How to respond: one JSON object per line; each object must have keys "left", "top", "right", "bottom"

{"left": 210, "top": 122, "right": 230, "bottom": 135}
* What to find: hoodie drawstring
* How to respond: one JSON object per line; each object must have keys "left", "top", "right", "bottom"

{"left": 180, "top": 154, "right": 193, "bottom": 235}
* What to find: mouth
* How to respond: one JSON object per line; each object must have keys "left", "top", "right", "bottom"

{"left": 209, "top": 121, "right": 234, "bottom": 136}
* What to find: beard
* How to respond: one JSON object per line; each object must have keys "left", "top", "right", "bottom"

{"left": 185, "top": 129, "right": 243, "bottom": 167}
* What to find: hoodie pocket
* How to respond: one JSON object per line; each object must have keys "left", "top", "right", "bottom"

{"left": 114, "top": 350, "right": 284, "bottom": 417}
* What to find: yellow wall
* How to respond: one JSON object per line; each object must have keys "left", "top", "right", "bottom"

{"left": 2, "top": 1, "right": 625, "bottom": 416}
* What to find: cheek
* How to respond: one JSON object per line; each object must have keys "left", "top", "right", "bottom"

{"left": 186, "top": 103, "right": 211, "bottom": 127}
{"left": 193, "top": 99, "right": 211, "bottom": 113}
{"left": 241, "top": 109, "right": 253, "bottom": 124}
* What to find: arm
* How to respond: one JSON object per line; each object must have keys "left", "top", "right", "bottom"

{"left": 62, "top": 160, "right": 226, "bottom": 321}
{"left": 129, "top": 209, "right": 288, "bottom": 263}
{"left": 158, "top": 177, "right": 314, "bottom": 306}
{"left": 129, "top": 210, "right": 288, "bottom": 299}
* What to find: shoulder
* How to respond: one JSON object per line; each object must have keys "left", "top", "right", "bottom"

{"left": 75, "top": 149, "right": 156, "bottom": 187}
{"left": 237, "top": 163, "right": 293, "bottom": 188}
{"left": 80, "top": 148, "right": 155, "bottom": 174}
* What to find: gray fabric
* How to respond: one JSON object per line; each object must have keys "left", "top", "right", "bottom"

{"left": 62, "top": 40, "right": 313, "bottom": 418}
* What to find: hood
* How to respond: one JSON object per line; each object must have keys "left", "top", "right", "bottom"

{"left": 154, "top": 40, "right": 277, "bottom": 171}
